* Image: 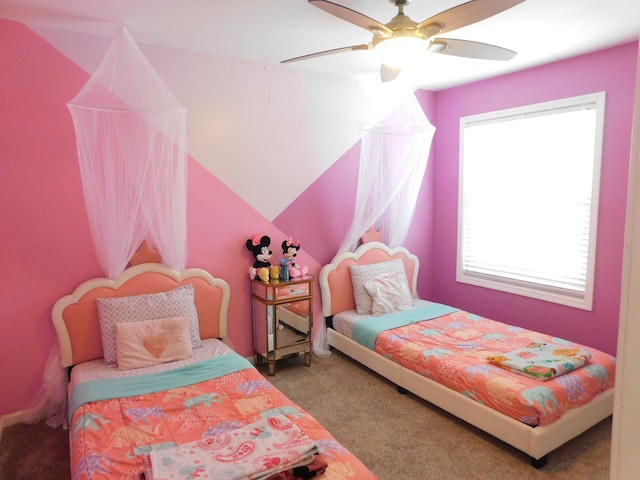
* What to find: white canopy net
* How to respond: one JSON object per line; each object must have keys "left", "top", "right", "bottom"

{"left": 339, "top": 90, "right": 435, "bottom": 253}
{"left": 67, "top": 26, "right": 188, "bottom": 278}
{"left": 314, "top": 89, "right": 435, "bottom": 357}
{"left": 24, "top": 27, "right": 187, "bottom": 428}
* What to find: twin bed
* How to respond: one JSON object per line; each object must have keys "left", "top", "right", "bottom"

{"left": 53, "top": 261, "right": 377, "bottom": 480}
{"left": 319, "top": 241, "right": 616, "bottom": 468}
{"left": 52, "top": 240, "right": 615, "bottom": 478}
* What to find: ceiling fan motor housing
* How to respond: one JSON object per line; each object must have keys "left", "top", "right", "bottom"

{"left": 372, "top": 4, "right": 426, "bottom": 49}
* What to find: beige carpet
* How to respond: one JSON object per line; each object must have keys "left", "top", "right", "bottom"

{"left": 0, "top": 349, "right": 611, "bottom": 480}
{"left": 263, "top": 350, "right": 612, "bottom": 480}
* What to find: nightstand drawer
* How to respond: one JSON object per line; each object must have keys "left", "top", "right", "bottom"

{"left": 275, "top": 283, "right": 309, "bottom": 300}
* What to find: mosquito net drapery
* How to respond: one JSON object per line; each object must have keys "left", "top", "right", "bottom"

{"left": 23, "top": 28, "right": 187, "bottom": 429}
{"left": 67, "top": 27, "right": 188, "bottom": 278}
{"left": 313, "top": 90, "right": 435, "bottom": 356}
{"left": 339, "top": 90, "right": 435, "bottom": 253}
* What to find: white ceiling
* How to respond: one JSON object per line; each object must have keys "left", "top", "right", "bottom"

{"left": 2, "top": 0, "right": 639, "bottom": 90}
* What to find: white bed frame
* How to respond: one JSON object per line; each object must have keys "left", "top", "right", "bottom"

{"left": 319, "top": 242, "right": 614, "bottom": 467}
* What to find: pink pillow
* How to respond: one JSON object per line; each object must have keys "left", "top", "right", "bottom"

{"left": 115, "top": 316, "right": 194, "bottom": 370}
{"left": 364, "top": 271, "right": 413, "bottom": 316}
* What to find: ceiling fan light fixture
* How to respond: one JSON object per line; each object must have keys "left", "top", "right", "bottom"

{"left": 374, "top": 35, "right": 426, "bottom": 68}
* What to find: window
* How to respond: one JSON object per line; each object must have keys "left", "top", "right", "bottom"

{"left": 457, "top": 92, "right": 605, "bottom": 310}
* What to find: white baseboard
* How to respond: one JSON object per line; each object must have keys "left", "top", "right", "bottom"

{"left": 0, "top": 410, "right": 26, "bottom": 444}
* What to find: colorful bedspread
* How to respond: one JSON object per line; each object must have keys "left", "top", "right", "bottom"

{"left": 69, "top": 353, "right": 377, "bottom": 480}
{"left": 352, "top": 303, "right": 459, "bottom": 349}
{"left": 361, "top": 308, "right": 615, "bottom": 426}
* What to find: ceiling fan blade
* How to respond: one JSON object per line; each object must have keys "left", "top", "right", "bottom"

{"left": 417, "top": 0, "right": 525, "bottom": 37}
{"left": 380, "top": 65, "right": 402, "bottom": 83}
{"left": 309, "top": 0, "right": 393, "bottom": 36}
{"left": 281, "top": 44, "right": 369, "bottom": 64}
{"left": 431, "top": 38, "right": 516, "bottom": 61}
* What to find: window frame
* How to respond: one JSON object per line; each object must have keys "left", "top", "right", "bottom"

{"left": 456, "top": 92, "right": 606, "bottom": 310}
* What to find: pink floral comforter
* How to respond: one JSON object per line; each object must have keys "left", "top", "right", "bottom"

{"left": 369, "top": 309, "right": 615, "bottom": 426}
{"left": 69, "top": 353, "right": 377, "bottom": 480}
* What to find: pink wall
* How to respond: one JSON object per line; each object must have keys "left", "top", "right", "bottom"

{"left": 428, "top": 42, "right": 638, "bottom": 356}
{"left": 1, "top": 20, "right": 100, "bottom": 418}
{"left": 0, "top": 20, "right": 324, "bottom": 417}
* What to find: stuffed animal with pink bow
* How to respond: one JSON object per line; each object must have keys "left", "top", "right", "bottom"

{"left": 281, "top": 237, "right": 308, "bottom": 278}
{"left": 246, "top": 234, "right": 279, "bottom": 282}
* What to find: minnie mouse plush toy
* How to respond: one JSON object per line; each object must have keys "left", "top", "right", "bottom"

{"left": 281, "top": 237, "right": 308, "bottom": 278}
{"left": 246, "top": 234, "right": 273, "bottom": 283}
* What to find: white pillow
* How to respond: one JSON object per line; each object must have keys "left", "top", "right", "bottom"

{"left": 97, "top": 284, "right": 201, "bottom": 364}
{"left": 115, "top": 316, "right": 193, "bottom": 370}
{"left": 349, "top": 258, "right": 406, "bottom": 315}
{"left": 364, "top": 271, "right": 414, "bottom": 316}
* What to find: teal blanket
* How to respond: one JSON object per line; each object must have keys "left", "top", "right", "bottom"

{"left": 69, "top": 353, "right": 252, "bottom": 421}
{"left": 352, "top": 303, "right": 459, "bottom": 350}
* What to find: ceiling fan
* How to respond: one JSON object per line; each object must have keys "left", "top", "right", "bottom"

{"left": 282, "top": 0, "right": 525, "bottom": 82}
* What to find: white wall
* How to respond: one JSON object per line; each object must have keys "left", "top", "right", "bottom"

{"left": 610, "top": 36, "right": 640, "bottom": 480}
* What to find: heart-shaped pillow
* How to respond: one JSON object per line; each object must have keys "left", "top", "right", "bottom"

{"left": 143, "top": 331, "right": 170, "bottom": 358}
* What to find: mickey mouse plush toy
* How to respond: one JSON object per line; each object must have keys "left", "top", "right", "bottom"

{"left": 281, "top": 237, "right": 308, "bottom": 277}
{"left": 246, "top": 234, "right": 274, "bottom": 283}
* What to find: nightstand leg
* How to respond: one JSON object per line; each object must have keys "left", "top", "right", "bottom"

{"left": 304, "top": 351, "right": 311, "bottom": 367}
{"left": 268, "top": 361, "right": 276, "bottom": 376}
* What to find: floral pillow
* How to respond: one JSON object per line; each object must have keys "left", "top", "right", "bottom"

{"left": 364, "top": 271, "right": 414, "bottom": 316}
{"left": 96, "top": 284, "right": 201, "bottom": 364}
{"left": 115, "top": 316, "right": 193, "bottom": 370}
{"left": 349, "top": 258, "right": 407, "bottom": 315}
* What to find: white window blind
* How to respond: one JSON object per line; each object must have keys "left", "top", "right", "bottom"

{"left": 457, "top": 92, "right": 605, "bottom": 310}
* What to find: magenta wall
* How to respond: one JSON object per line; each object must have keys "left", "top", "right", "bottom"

{"left": 428, "top": 42, "right": 638, "bottom": 356}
